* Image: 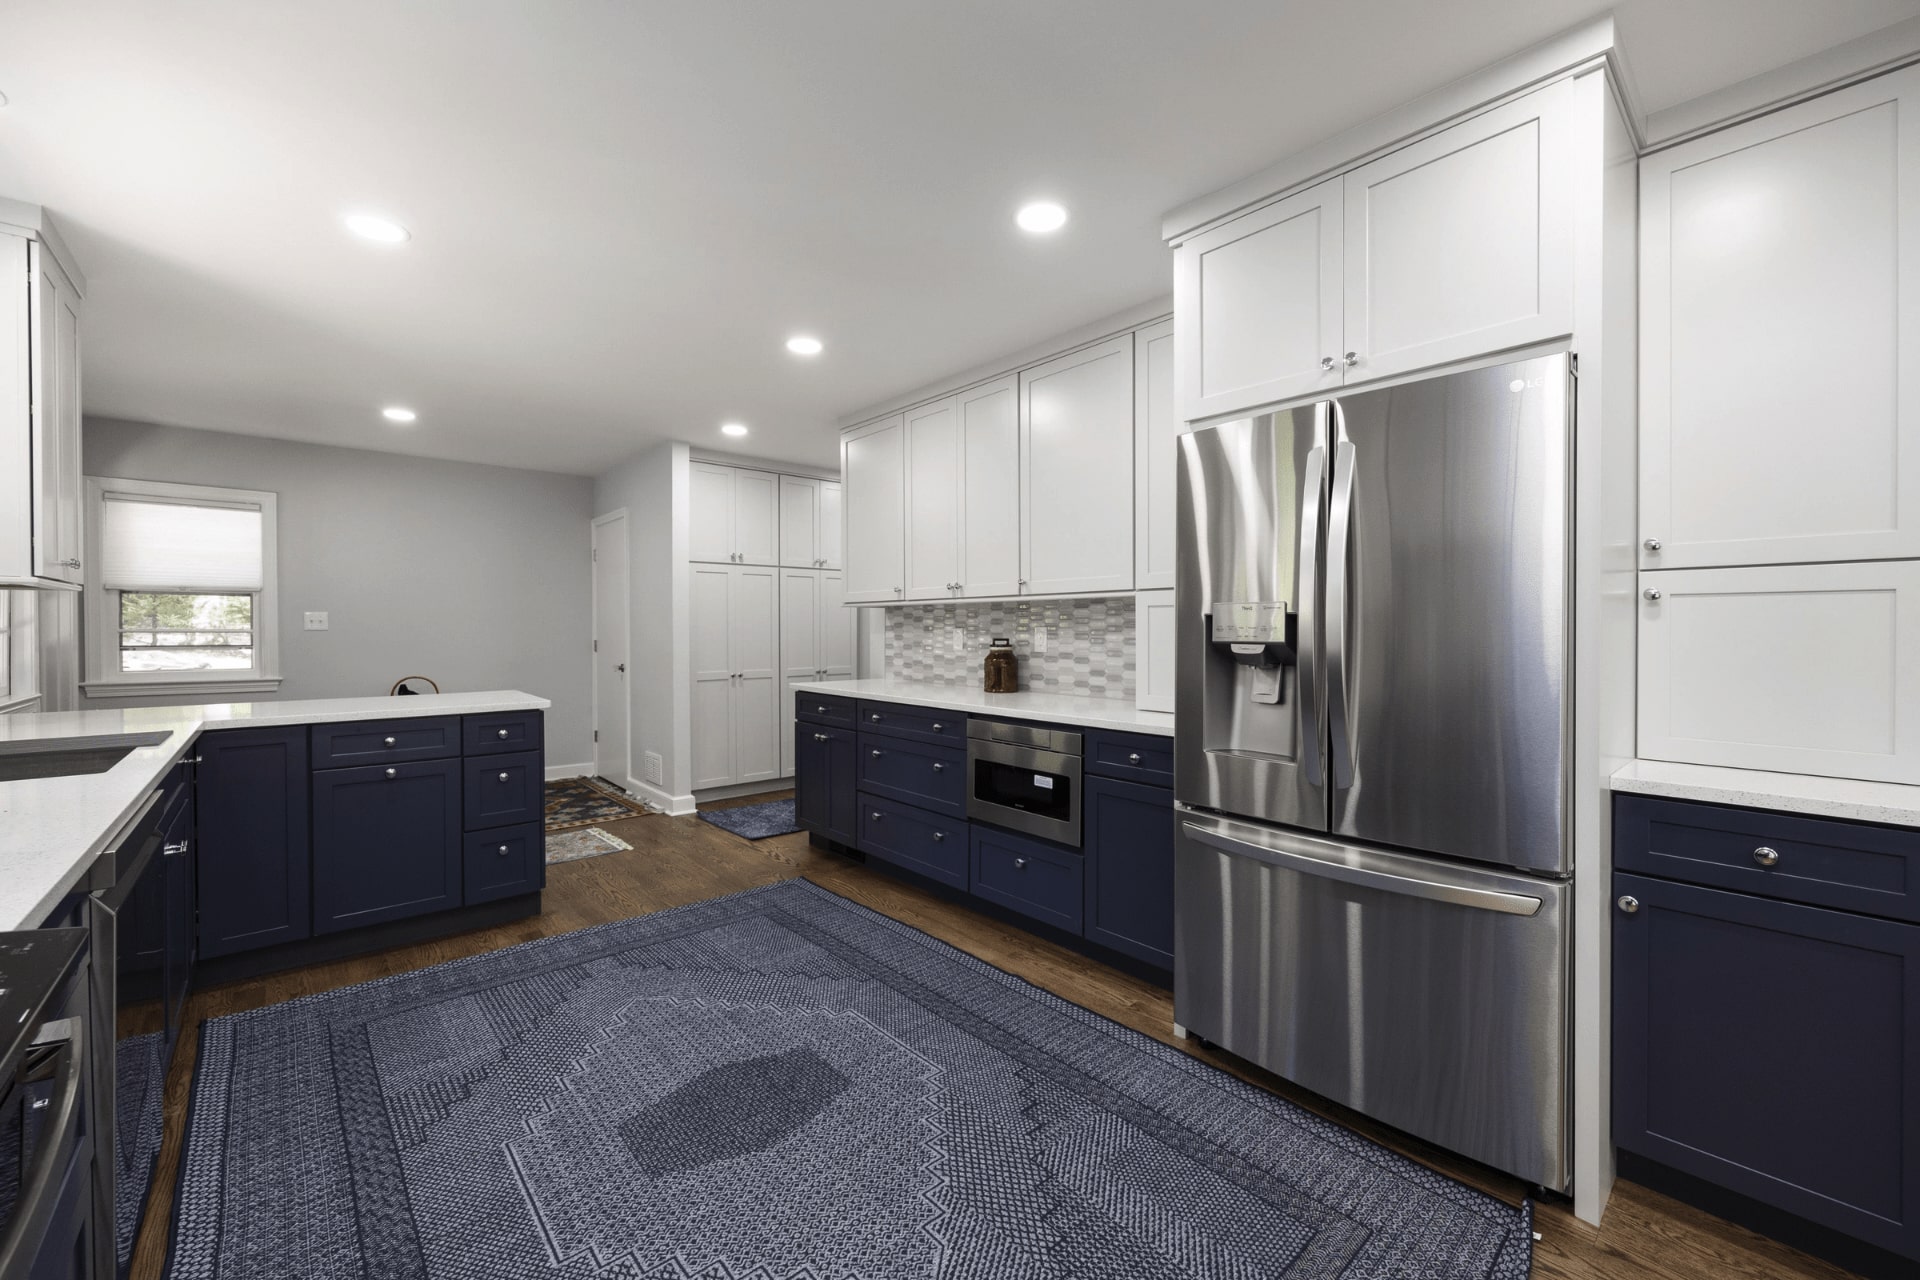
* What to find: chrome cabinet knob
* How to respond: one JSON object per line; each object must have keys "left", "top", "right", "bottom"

{"left": 1753, "top": 845, "right": 1780, "bottom": 868}
{"left": 932, "top": 831, "right": 945, "bottom": 842}
{"left": 870, "top": 749, "right": 883, "bottom": 758}
{"left": 498, "top": 844, "right": 510, "bottom": 856}
{"left": 61, "top": 557, "right": 81, "bottom": 569}
{"left": 497, "top": 728, "right": 510, "bottom": 739}
{"left": 1643, "top": 588, "right": 1663, "bottom": 601}
{"left": 1013, "top": 856, "right": 1028, "bottom": 870}
{"left": 385, "top": 767, "right": 398, "bottom": 779}
{"left": 498, "top": 771, "right": 510, "bottom": 782}
{"left": 1320, "top": 355, "right": 1335, "bottom": 370}
{"left": 813, "top": 733, "right": 831, "bottom": 742}
{"left": 931, "top": 762, "right": 944, "bottom": 772}
{"left": 1128, "top": 752, "right": 1142, "bottom": 763}
{"left": 1343, "top": 351, "right": 1359, "bottom": 366}
{"left": 1017, "top": 579, "right": 1027, "bottom": 588}
{"left": 816, "top": 705, "right": 828, "bottom": 713}
{"left": 1617, "top": 894, "right": 1639, "bottom": 914}
{"left": 869, "top": 713, "right": 882, "bottom": 722}
{"left": 931, "top": 722, "right": 944, "bottom": 731}
{"left": 871, "top": 811, "right": 883, "bottom": 821}
{"left": 384, "top": 736, "right": 397, "bottom": 746}
{"left": 1644, "top": 538, "right": 1662, "bottom": 552}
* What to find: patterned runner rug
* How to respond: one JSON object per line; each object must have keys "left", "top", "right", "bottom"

{"left": 165, "top": 880, "right": 1532, "bottom": 1279}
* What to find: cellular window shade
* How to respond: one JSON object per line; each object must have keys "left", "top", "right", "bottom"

{"left": 100, "top": 496, "right": 264, "bottom": 592}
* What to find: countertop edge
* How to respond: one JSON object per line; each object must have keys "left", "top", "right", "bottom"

{"left": 791, "top": 680, "right": 1176, "bottom": 737}
{"left": 1609, "top": 760, "right": 1920, "bottom": 828}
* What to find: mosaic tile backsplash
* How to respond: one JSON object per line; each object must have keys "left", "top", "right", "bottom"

{"left": 883, "top": 596, "right": 1136, "bottom": 699}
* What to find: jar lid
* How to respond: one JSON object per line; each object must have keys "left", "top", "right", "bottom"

{"left": 990, "top": 637, "right": 1012, "bottom": 647}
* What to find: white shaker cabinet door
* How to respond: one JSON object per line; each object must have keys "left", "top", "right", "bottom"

{"left": 817, "top": 482, "right": 843, "bottom": 571}
{"left": 841, "top": 416, "right": 906, "bottom": 603}
{"left": 1021, "top": 336, "right": 1135, "bottom": 596}
{"left": 958, "top": 375, "right": 1021, "bottom": 598}
{"left": 732, "top": 468, "right": 781, "bottom": 566}
{"left": 778, "top": 569, "right": 823, "bottom": 777}
{"left": 1135, "top": 589, "right": 1177, "bottom": 713}
{"left": 689, "top": 462, "right": 736, "bottom": 564}
{"left": 903, "top": 396, "right": 962, "bottom": 600}
{"left": 31, "top": 245, "right": 82, "bottom": 584}
{"left": 689, "top": 564, "right": 737, "bottom": 789}
{"left": 779, "top": 475, "right": 820, "bottom": 568}
{"left": 1174, "top": 178, "right": 1343, "bottom": 423}
{"left": 1133, "top": 320, "right": 1179, "bottom": 592}
{"left": 820, "top": 572, "right": 855, "bottom": 676}
{"left": 1638, "top": 562, "right": 1920, "bottom": 784}
{"left": 1640, "top": 66, "right": 1920, "bottom": 569}
{"left": 1342, "top": 80, "right": 1574, "bottom": 385}
{"left": 729, "top": 564, "right": 781, "bottom": 784}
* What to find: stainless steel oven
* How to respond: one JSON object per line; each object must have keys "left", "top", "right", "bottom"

{"left": 965, "top": 719, "right": 1082, "bottom": 846}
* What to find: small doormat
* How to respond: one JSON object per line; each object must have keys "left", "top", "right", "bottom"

{"left": 545, "top": 776, "right": 652, "bottom": 832}
{"left": 697, "top": 798, "right": 802, "bottom": 840}
{"left": 546, "top": 826, "right": 633, "bottom": 865}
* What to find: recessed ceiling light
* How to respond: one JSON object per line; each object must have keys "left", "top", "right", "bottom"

{"left": 785, "top": 335, "right": 824, "bottom": 356}
{"left": 1016, "top": 201, "right": 1068, "bottom": 234}
{"left": 382, "top": 406, "right": 417, "bottom": 423}
{"left": 721, "top": 422, "right": 749, "bottom": 437}
{"left": 345, "top": 212, "right": 410, "bottom": 244}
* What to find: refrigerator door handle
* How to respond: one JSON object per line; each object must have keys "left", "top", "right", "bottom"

{"left": 1324, "top": 403, "right": 1357, "bottom": 789}
{"left": 1296, "top": 406, "right": 1329, "bottom": 786}
{"left": 1181, "top": 819, "right": 1544, "bottom": 916}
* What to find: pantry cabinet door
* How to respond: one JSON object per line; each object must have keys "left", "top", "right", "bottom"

{"left": 1342, "top": 80, "right": 1575, "bottom": 385}
{"left": 732, "top": 468, "right": 780, "bottom": 566}
{"left": 958, "top": 375, "right": 1021, "bottom": 598}
{"left": 1174, "top": 178, "right": 1343, "bottom": 423}
{"left": 689, "top": 462, "right": 736, "bottom": 564}
{"left": 779, "top": 475, "right": 820, "bottom": 567}
{"left": 903, "top": 396, "right": 962, "bottom": 600}
{"left": 1133, "top": 320, "right": 1179, "bottom": 591}
{"left": 689, "top": 564, "right": 736, "bottom": 789}
{"left": 817, "top": 482, "right": 843, "bottom": 571}
{"left": 1638, "top": 562, "right": 1920, "bottom": 784}
{"left": 1021, "top": 336, "right": 1135, "bottom": 595}
{"left": 730, "top": 564, "right": 781, "bottom": 784}
{"left": 778, "top": 569, "right": 822, "bottom": 778}
{"left": 841, "top": 415, "right": 905, "bottom": 603}
{"left": 1640, "top": 66, "right": 1920, "bottom": 569}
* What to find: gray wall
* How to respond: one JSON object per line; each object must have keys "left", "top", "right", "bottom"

{"left": 83, "top": 417, "right": 595, "bottom": 765}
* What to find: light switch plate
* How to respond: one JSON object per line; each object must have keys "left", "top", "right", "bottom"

{"left": 304, "top": 611, "right": 329, "bottom": 631}
{"left": 1033, "top": 626, "right": 1048, "bottom": 654}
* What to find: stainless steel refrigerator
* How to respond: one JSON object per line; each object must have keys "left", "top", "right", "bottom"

{"left": 1173, "top": 352, "right": 1572, "bottom": 1192}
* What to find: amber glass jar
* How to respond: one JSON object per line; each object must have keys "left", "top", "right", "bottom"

{"left": 984, "top": 638, "right": 1018, "bottom": 693}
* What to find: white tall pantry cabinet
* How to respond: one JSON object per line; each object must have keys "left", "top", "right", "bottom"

{"left": 689, "top": 562, "right": 780, "bottom": 790}
{"left": 1638, "top": 64, "right": 1920, "bottom": 784}
{"left": 1, "top": 214, "right": 86, "bottom": 590}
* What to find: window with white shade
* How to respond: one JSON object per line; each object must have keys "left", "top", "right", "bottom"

{"left": 84, "top": 477, "right": 280, "bottom": 694}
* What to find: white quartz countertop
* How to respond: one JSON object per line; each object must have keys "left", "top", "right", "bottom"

{"left": 1610, "top": 759, "right": 1920, "bottom": 829}
{"left": 0, "top": 690, "right": 549, "bottom": 931}
{"left": 791, "top": 678, "right": 1176, "bottom": 737}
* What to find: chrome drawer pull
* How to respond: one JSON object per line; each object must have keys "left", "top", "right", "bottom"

{"left": 932, "top": 831, "right": 944, "bottom": 842}
{"left": 498, "top": 844, "right": 510, "bottom": 856}
{"left": 1617, "top": 895, "right": 1639, "bottom": 914}
{"left": 870, "top": 749, "right": 883, "bottom": 758}
{"left": 384, "top": 736, "right": 397, "bottom": 747}
{"left": 871, "top": 811, "right": 883, "bottom": 821}
{"left": 869, "top": 713, "right": 883, "bottom": 722}
{"left": 1013, "top": 856, "right": 1028, "bottom": 870}
{"left": 813, "top": 733, "right": 831, "bottom": 742}
{"left": 497, "top": 728, "right": 510, "bottom": 739}
{"left": 1752, "top": 846, "right": 1780, "bottom": 868}
{"left": 931, "top": 762, "right": 944, "bottom": 772}
{"left": 1128, "top": 752, "right": 1142, "bottom": 763}
{"left": 385, "top": 768, "right": 398, "bottom": 779}
{"left": 498, "top": 771, "right": 510, "bottom": 782}
{"left": 931, "top": 722, "right": 944, "bottom": 731}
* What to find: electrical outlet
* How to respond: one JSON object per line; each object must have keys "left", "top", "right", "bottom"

{"left": 304, "top": 611, "right": 329, "bottom": 631}
{"left": 1033, "top": 626, "right": 1048, "bottom": 654}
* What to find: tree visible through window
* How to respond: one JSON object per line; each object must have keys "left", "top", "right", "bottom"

{"left": 118, "top": 592, "right": 255, "bottom": 673}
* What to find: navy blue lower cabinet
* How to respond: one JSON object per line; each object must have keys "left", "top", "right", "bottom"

{"left": 463, "top": 750, "right": 543, "bottom": 829}
{"left": 463, "top": 823, "right": 544, "bottom": 903}
{"left": 1082, "top": 775, "right": 1175, "bottom": 967}
{"left": 195, "top": 726, "right": 311, "bottom": 959}
{"left": 312, "top": 759, "right": 463, "bottom": 933}
{"left": 860, "top": 796, "right": 968, "bottom": 889}
{"left": 1613, "top": 871, "right": 1920, "bottom": 1260}
{"left": 970, "top": 826, "right": 1083, "bottom": 933}
{"left": 794, "top": 722, "right": 858, "bottom": 845}
{"left": 856, "top": 734, "right": 966, "bottom": 817}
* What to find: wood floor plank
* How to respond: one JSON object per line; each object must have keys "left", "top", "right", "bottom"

{"left": 125, "top": 792, "right": 1865, "bottom": 1280}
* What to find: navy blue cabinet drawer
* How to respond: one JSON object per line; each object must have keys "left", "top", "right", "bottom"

{"left": 1615, "top": 795, "right": 1920, "bottom": 923}
{"left": 1086, "top": 730, "right": 1174, "bottom": 786}
{"left": 464, "top": 750, "right": 543, "bottom": 830}
{"left": 856, "top": 734, "right": 965, "bottom": 817}
{"left": 312, "top": 716, "right": 460, "bottom": 767}
{"left": 858, "top": 700, "right": 965, "bottom": 747}
{"left": 463, "top": 710, "right": 543, "bottom": 756}
{"left": 464, "top": 822, "right": 545, "bottom": 904}
{"left": 1613, "top": 872, "right": 1920, "bottom": 1258}
{"left": 970, "top": 826, "right": 1083, "bottom": 933}
{"left": 797, "top": 692, "right": 858, "bottom": 729}
{"left": 860, "top": 796, "right": 968, "bottom": 889}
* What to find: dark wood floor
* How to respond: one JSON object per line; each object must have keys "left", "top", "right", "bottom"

{"left": 129, "top": 791, "right": 1859, "bottom": 1280}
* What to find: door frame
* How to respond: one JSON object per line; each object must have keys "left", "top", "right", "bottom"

{"left": 590, "top": 509, "right": 632, "bottom": 787}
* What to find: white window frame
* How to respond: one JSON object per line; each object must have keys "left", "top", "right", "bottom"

{"left": 82, "top": 476, "right": 281, "bottom": 697}
{"left": 0, "top": 589, "right": 39, "bottom": 713}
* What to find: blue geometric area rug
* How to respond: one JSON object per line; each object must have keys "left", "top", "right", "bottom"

{"left": 698, "top": 797, "right": 803, "bottom": 840}
{"left": 165, "top": 880, "right": 1533, "bottom": 1279}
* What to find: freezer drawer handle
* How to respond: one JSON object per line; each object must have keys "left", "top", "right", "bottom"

{"left": 1183, "top": 821, "right": 1543, "bottom": 917}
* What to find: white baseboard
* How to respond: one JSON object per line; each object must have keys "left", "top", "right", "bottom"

{"left": 545, "top": 761, "right": 594, "bottom": 781}
{"left": 692, "top": 778, "right": 794, "bottom": 805}
{"left": 629, "top": 777, "right": 695, "bottom": 816}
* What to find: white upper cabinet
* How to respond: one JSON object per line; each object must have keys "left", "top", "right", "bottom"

{"left": 1021, "top": 336, "right": 1135, "bottom": 596}
{"left": 958, "top": 375, "right": 1021, "bottom": 598}
{"left": 1342, "top": 80, "right": 1575, "bottom": 385}
{"left": 1175, "top": 178, "right": 1343, "bottom": 422}
{"left": 819, "top": 571, "right": 853, "bottom": 675}
{"left": 1, "top": 229, "right": 85, "bottom": 589}
{"left": 841, "top": 414, "right": 905, "bottom": 603}
{"left": 1638, "top": 562, "right": 1920, "bottom": 784}
{"left": 779, "top": 475, "right": 819, "bottom": 567}
{"left": 903, "top": 396, "right": 962, "bottom": 600}
{"left": 1640, "top": 66, "right": 1920, "bottom": 570}
{"left": 1133, "top": 320, "right": 1178, "bottom": 592}
{"left": 817, "top": 481, "right": 843, "bottom": 571}
{"left": 690, "top": 463, "right": 780, "bottom": 565}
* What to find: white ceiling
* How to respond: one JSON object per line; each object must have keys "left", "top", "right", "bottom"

{"left": 0, "top": 0, "right": 1914, "bottom": 475}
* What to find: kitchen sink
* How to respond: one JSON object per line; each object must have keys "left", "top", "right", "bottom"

{"left": 0, "top": 733, "right": 171, "bottom": 782}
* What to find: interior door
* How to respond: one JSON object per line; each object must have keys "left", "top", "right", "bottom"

{"left": 1328, "top": 354, "right": 1570, "bottom": 872}
{"left": 1174, "top": 406, "right": 1327, "bottom": 832}
{"left": 688, "top": 564, "right": 735, "bottom": 789}
{"left": 729, "top": 564, "right": 781, "bottom": 783}
{"left": 778, "top": 568, "right": 822, "bottom": 777}
{"left": 592, "top": 512, "right": 630, "bottom": 786}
